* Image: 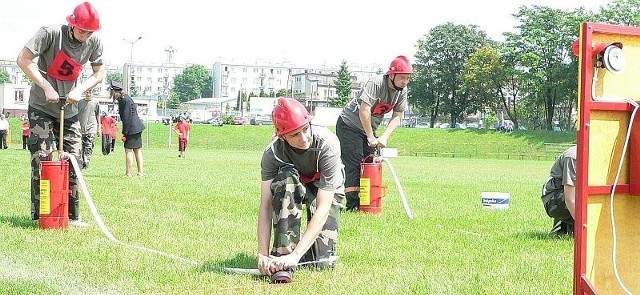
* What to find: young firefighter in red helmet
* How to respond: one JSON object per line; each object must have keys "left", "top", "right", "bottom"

{"left": 335, "top": 55, "right": 412, "bottom": 211}
{"left": 16, "top": 1, "right": 105, "bottom": 226}
{"left": 258, "top": 97, "right": 344, "bottom": 283}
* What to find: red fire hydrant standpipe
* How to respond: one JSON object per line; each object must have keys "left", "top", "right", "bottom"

{"left": 39, "top": 98, "right": 70, "bottom": 230}
{"left": 359, "top": 148, "right": 414, "bottom": 219}
{"left": 359, "top": 153, "right": 386, "bottom": 215}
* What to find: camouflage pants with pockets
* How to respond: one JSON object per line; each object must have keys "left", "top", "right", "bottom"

{"left": 270, "top": 165, "right": 343, "bottom": 268}
{"left": 28, "top": 107, "right": 82, "bottom": 220}
{"left": 81, "top": 133, "right": 96, "bottom": 168}
{"left": 541, "top": 189, "right": 574, "bottom": 225}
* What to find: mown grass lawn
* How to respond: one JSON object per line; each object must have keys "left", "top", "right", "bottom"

{"left": 0, "top": 123, "right": 574, "bottom": 294}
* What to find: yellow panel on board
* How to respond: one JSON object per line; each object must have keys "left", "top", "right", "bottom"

{"left": 585, "top": 30, "right": 640, "bottom": 295}
{"left": 586, "top": 194, "right": 640, "bottom": 294}
{"left": 587, "top": 111, "right": 629, "bottom": 186}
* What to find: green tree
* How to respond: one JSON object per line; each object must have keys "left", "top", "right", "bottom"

{"left": 276, "top": 88, "right": 290, "bottom": 97}
{"left": 107, "top": 72, "right": 122, "bottom": 84}
{"left": 166, "top": 96, "right": 181, "bottom": 109}
{"left": 462, "top": 45, "right": 528, "bottom": 129}
{"left": 333, "top": 60, "right": 352, "bottom": 107}
{"left": 596, "top": 0, "right": 640, "bottom": 26}
{"left": 414, "top": 22, "right": 490, "bottom": 126}
{"left": 0, "top": 68, "right": 11, "bottom": 84}
{"left": 171, "top": 64, "right": 213, "bottom": 102}
{"left": 505, "top": 5, "right": 586, "bottom": 130}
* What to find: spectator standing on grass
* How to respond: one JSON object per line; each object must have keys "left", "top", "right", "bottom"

{"left": 0, "top": 114, "right": 9, "bottom": 149}
{"left": 110, "top": 118, "right": 118, "bottom": 152}
{"left": 335, "top": 55, "right": 412, "bottom": 211}
{"left": 16, "top": 1, "right": 105, "bottom": 226}
{"left": 173, "top": 116, "right": 191, "bottom": 158}
{"left": 99, "top": 111, "right": 115, "bottom": 155}
{"left": 22, "top": 117, "right": 31, "bottom": 150}
{"left": 258, "top": 97, "right": 344, "bottom": 283}
{"left": 110, "top": 80, "right": 144, "bottom": 177}
{"left": 541, "top": 145, "right": 577, "bottom": 236}
{"left": 77, "top": 88, "right": 100, "bottom": 168}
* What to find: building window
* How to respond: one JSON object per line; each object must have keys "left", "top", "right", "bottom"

{"left": 14, "top": 89, "right": 24, "bottom": 103}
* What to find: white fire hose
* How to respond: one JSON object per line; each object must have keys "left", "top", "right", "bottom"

{"left": 62, "top": 153, "right": 199, "bottom": 266}
{"left": 381, "top": 158, "right": 414, "bottom": 219}
{"left": 64, "top": 154, "right": 339, "bottom": 275}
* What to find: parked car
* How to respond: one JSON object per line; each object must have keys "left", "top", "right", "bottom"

{"left": 233, "top": 116, "right": 247, "bottom": 125}
{"left": 206, "top": 117, "right": 224, "bottom": 126}
{"left": 250, "top": 115, "right": 273, "bottom": 125}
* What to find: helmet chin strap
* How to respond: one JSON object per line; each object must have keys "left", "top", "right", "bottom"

{"left": 390, "top": 75, "right": 404, "bottom": 91}
{"left": 68, "top": 26, "right": 82, "bottom": 44}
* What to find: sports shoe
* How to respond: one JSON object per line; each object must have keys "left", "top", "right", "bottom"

{"left": 70, "top": 219, "right": 89, "bottom": 228}
{"left": 270, "top": 269, "right": 293, "bottom": 284}
{"left": 550, "top": 219, "right": 573, "bottom": 236}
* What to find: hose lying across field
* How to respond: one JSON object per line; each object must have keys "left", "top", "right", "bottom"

{"left": 66, "top": 154, "right": 200, "bottom": 266}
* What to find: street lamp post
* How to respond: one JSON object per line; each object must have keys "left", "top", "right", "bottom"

{"left": 124, "top": 36, "right": 142, "bottom": 64}
{"left": 123, "top": 36, "right": 142, "bottom": 94}
{"left": 123, "top": 37, "right": 144, "bottom": 145}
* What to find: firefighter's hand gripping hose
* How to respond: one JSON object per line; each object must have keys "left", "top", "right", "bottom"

{"left": 381, "top": 158, "right": 414, "bottom": 219}
{"left": 222, "top": 256, "right": 340, "bottom": 275}
{"left": 63, "top": 153, "right": 199, "bottom": 266}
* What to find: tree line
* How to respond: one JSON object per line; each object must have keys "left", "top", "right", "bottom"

{"left": 4, "top": 1, "right": 636, "bottom": 130}
{"left": 407, "top": 0, "right": 640, "bottom": 130}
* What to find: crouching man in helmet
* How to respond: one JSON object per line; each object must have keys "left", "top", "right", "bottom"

{"left": 258, "top": 97, "right": 344, "bottom": 283}
{"left": 336, "top": 55, "right": 412, "bottom": 211}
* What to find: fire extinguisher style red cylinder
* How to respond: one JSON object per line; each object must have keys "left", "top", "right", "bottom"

{"left": 359, "top": 156, "right": 386, "bottom": 214}
{"left": 39, "top": 161, "right": 70, "bottom": 229}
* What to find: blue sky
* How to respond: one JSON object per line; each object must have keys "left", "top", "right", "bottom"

{"left": 0, "top": 0, "right": 610, "bottom": 69}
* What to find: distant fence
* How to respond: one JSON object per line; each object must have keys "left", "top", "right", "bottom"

{"left": 407, "top": 142, "right": 575, "bottom": 161}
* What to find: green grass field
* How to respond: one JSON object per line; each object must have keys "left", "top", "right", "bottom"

{"left": 0, "top": 122, "right": 575, "bottom": 294}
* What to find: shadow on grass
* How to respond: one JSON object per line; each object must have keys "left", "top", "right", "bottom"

{"left": 0, "top": 214, "right": 38, "bottom": 229}
{"left": 517, "top": 230, "right": 574, "bottom": 240}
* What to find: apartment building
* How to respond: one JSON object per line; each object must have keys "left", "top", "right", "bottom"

{"left": 212, "top": 61, "right": 305, "bottom": 98}
{"left": 2, "top": 58, "right": 380, "bottom": 116}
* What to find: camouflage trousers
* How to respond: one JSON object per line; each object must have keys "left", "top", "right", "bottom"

{"left": 541, "top": 189, "right": 574, "bottom": 225}
{"left": 270, "top": 166, "right": 343, "bottom": 267}
{"left": 81, "top": 133, "right": 96, "bottom": 168}
{"left": 28, "top": 107, "right": 82, "bottom": 220}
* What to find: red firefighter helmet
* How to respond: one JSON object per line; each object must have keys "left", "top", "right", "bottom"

{"left": 387, "top": 55, "right": 413, "bottom": 75}
{"left": 272, "top": 97, "right": 312, "bottom": 136}
{"left": 66, "top": 2, "right": 101, "bottom": 31}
